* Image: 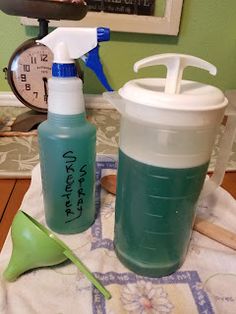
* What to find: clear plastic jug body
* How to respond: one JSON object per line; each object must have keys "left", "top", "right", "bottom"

{"left": 104, "top": 53, "right": 228, "bottom": 277}
{"left": 114, "top": 115, "right": 222, "bottom": 277}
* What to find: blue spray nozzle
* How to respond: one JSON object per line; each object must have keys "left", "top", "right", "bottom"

{"left": 97, "top": 27, "right": 110, "bottom": 42}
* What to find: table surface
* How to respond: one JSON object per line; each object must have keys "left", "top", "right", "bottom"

{"left": 0, "top": 173, "right": 235, "bottom": 251}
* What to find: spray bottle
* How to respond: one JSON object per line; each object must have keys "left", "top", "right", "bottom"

{"left": 37, "top": 27, "right": 111, "bottom": 234}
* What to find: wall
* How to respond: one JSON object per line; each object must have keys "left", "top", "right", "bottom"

{"left": 0, "top": 0, "right": 236, "bottom": 94}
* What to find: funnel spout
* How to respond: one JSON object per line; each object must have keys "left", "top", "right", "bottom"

{"left": 3, "top": 250, "right": 30, "bottom": 281}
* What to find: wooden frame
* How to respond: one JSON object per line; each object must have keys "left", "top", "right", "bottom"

{"left": 21, "top": 0, "right": 183, "bottom": 35}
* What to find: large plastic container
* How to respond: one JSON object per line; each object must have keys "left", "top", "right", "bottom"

{"left": 104, "top": 53, "right": 234, "bottom": 277}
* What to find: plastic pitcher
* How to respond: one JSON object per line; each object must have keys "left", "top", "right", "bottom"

{"left": 104, "top": 53, "right": 236, "bottom": 277}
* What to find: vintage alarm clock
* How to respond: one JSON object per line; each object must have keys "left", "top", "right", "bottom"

{"left": 1, "top": 1, "right": 88, "bottom": 130}
{"left": 6, "top": 37, "right": 53, "bottom": 113}
{"left": 3, "top": 20, "right": 53, "bottom": 131}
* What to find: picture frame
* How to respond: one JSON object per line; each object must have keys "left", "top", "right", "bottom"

{"left": 21, "top": 0, "right": 183, "bottom": 35}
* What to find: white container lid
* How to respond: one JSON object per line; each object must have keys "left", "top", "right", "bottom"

{"left": 119, "top": 54, "right": 227, "bottom": 114}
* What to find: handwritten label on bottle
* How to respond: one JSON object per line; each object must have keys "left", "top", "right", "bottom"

{"left": 61, "top": 151, "right": 87, "bottom": 224}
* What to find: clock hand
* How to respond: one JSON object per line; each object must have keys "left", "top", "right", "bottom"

{"left": 43, "top": 77, "right": 48, "bottom": 102}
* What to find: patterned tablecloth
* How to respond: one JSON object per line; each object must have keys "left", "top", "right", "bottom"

{"left": 0, "top": 156, "right": 236, "bottom": 314}
{"left": 0, "top": 107, "right": 120, "bottom": 178}
{"left": 0, "top": 106, "right": 236, "bottom": 178}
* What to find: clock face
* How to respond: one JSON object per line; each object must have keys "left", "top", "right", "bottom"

{"left": 8, "top": 40, "right": 53, "bottom": 112}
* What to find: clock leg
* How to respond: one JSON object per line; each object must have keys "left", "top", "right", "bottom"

{"left": 11, "top": 110, "right": 47, "bottom": 132}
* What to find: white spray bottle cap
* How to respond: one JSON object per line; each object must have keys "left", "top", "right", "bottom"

{"left": 37, "top": 28, "right": 99, "bottom": 114}
{"left": 38, "top": 27, "right": 98, "bottom": 78}
{"left": 39, "top": 27, "right": 97, "bottom": 61}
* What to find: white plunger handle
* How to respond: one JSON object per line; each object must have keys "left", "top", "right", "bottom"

{"left": 134, "top": 53, "right": 217, "bottom": 94}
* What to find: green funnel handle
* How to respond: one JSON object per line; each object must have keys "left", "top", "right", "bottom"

{"left": 63, "top": 250, "right": 111, "bottom": 300}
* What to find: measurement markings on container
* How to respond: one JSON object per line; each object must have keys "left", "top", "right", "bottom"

{"left": 144, "top": 212, "right": 163, "bottom": 218}
{"left": 140, "top": 245, "right": 157, "bottom": 251}
{"left": 149, "top": 174, "right": 170, "bottom": 180}
{"left": 148, "top": 193, "right": 197, "bottom": 200}
{"left": 144, "top": 230, "right": 174, "bottom": 235}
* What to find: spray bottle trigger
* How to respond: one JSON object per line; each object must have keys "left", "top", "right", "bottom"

{"left": 83, "top": 46, "right": 113, "bottom": 92}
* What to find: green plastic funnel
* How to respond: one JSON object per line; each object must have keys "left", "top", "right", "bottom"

{"left": 3, "top": 211, "right": 111, "bottom": 300}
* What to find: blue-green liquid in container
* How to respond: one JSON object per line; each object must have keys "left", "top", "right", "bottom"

{"left": 38, "top": 112, "right": 96, "bottom": 234}
{"left": 115, "top": 149, "right": 209, "bottom": 277}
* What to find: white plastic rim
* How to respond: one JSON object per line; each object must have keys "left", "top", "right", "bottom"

{"left": 119, "top": 78, "right": 227, "bottom": 112}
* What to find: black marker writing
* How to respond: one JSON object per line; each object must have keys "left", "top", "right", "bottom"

{"left": 61, "top": 151, "right": 88, "bottom": 224}
{"left": 61, "top": 151, "right": 77, "bottom": 221}
{"left": 76, "top": 164, "right": 87, "bottom": 218}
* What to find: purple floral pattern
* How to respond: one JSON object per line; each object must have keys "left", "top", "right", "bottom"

{"left": 121, "top": 281, "right": 174, "bottom": 313}
{"left": 92, "top": 271, "right": 214, "bottom": 314}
